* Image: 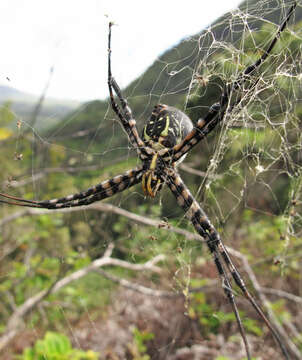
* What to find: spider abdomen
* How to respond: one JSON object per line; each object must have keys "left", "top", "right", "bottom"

{"left": 142, "top": 104, "right": 193, "bottom": 150}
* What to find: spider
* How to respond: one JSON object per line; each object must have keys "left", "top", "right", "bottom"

{"left": 0, "top": 2, "right": 297, "bottom": 359}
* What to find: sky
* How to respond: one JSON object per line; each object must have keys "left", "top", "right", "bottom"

{"left": 0, "top": 0, "right": 241, "bottom": 102}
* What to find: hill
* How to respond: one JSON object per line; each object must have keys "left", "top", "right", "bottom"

{"left": 51, "top": 0, "right": 302, "bottom": 139}
{"left": 0, "top": 84, "right": 80, "bottom": 131}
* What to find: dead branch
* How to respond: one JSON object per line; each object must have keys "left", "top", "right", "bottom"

{"left": 95, "top": 268, "right": 175, "bottom": 298}
{"left": 0, "top": 203, "right": 198, "bottom": 242}
{"left": 0, "top": 244, "right": 164, "bottom": 351}
{"left": 232, "top": 249, "right": 301, "bottom": 359}
{"left": 261, "top": 287, "right": 302, "bottom": 305}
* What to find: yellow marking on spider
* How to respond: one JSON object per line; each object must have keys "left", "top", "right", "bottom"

{"left": 161, "top": 115, "right": 170, "bottom": 137}
{"left": 143, "top": 125, "right": 151, "bottom": 141}
{"left": 150, "top": 153, "right": 158, "bottom": 171}
{"left": 142, "top": 153, "right": 161, "bottom": 198}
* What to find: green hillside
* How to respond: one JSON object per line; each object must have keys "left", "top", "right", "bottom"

{"left": 0, "top": 85, "right": 80, "bottom": 131}
{"left": 49, "top": 1, "right": 301, "bottom": 129}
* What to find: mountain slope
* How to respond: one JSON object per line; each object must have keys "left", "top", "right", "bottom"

{"left": 43, "top": 0, "right": 301, "bottom": 159}
{"left": 0, "top": 85, "right": 80, "bottom": 131}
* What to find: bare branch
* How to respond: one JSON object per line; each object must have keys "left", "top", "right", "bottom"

{"left": 95, "top": 268, "right": 175, "bottom": 298}
{"left": 233, "top": 249, "right": 301, "bottom": 359}
{"left": 261, "top": 287, "right": 302, "bottom": 305}
{"left": 0, "top": 203, "right": 198, "bottom": 243}
{"left": 0, "top": 246, "right": 164, "bottom": 351}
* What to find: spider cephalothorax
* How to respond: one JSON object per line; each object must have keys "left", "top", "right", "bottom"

{"left": 141, "top": 104, "right": 193, "bottom": 197}
{"left": 0, "top": 5, "right": 297, "bottom": 359}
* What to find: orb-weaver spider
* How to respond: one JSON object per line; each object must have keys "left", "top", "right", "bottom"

{"left": 0, "top": 2, "right": 297, "bottom": 359}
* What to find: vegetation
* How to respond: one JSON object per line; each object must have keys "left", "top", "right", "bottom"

{"left": 0, "top": 1, "right": 301, "bottom": 359}
{"left": 0, "top": 86, "right": 80, "bottom": 132}
{"left": 18, "top": 332, "right": 98, "bottom": 360}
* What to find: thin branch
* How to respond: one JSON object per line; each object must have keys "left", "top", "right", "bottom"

{"left": 0, "top": 203, "right": 198, "bottom": 243}
{"left": 234, "top": 250, "right": 301, "bottom": 359}
{"left": 0, "top": 246, "right": 164, "bottom": 351}
{"left": 95, "top": 268, "right": 175, "bottom": 298}
{"left": 261, "top": 287, "right": 302, "bottom": 305}
{"left": 0, "top": 202, "right": 263, "bottom": 263}
{"left": 1, "top": 203, "right": 299, "bottom": 283}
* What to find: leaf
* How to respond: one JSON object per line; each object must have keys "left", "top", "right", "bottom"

{"left": 0, "top": 127, "right": 13, "bottom": 140}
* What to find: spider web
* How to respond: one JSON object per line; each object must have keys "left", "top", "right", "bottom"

{"left": 0, "top": 1, "right": 301, "bottom": 359}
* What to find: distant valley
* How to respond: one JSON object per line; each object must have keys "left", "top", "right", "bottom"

{"left": 0, "top": 85, "right": 80, "bottom": 131}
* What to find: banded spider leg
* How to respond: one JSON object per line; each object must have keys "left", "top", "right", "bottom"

{"left": 164, "top": 168, "right": 290, "bottom": 359}
{"left": 0, "top": 167, "right": 143, "bottom": 209}
{"left": 161, "top": 1, "right": 297, "bottom": 164}
{"left": 107, "top": 22, "right": 150, "bottom": 161}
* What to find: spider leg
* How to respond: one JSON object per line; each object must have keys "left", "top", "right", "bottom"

{"left": 160, "top": 85, "right": 252, "bottom": 163}
{"left": 163, "top": 1, "right": 297, "bottom": 163}
{"left": 0, "top": 167, "right": 143, "bottom": 209}
{"left": 107, "top": 23, "right": 149, "bottom": 160}
{"left": 213, "top": 248, "right": 251, "bottom": 359}
{"left": 164, "top": 168, "right": 290, "bottom": 359}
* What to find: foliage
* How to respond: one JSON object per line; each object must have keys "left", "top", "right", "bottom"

{"left": 18, "top": 331, "right": 98, "bottom": 360}
{"left": 127, "top": 327, "right": 155, "bottom": 360}
{"left": 188, "top": 291, "right": 263, "bottom": 337}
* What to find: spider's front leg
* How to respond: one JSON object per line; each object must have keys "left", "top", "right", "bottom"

{"left": 164, "top": 167, "right": 290, "bottom": 360}
{"left": 0, "top": 166, "right": 143, "bottom": 209}
{"left": 107, "top": 23, "right": 149, "bottom": 161}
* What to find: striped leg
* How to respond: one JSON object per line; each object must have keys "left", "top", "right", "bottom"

{"left": 212, "top": 249, "right": 251, "bottom": 359}
{"left": 108, "top": 23, "right": 149, "bottom": 160}
{"left": 163, "top": 1, "right": 297, "bottom": 164}
{"left": 0, "top": 167, "right": 143, "bottom": 209}
{"left": 164, "top": 168, "right": 290, "bottom": 360}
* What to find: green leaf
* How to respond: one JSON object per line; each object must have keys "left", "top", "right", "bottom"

{"left": 18, "top": 331, "right": 98, "bottom": 360}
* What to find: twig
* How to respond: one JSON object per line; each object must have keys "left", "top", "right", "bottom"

{"left": 95, "top": 268, "right": 175, "bottom": 298}
{"left": 0, "top": 245, "right": 164, "bottom": 351}
{"left": 261, "top": 287, "right": 302, "bottom": 305}
{"left": 235, "top": 249, "right": 301, "bottom": 359}
{"left": 0, "top": 203, "right": 199, "bottom": 243}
